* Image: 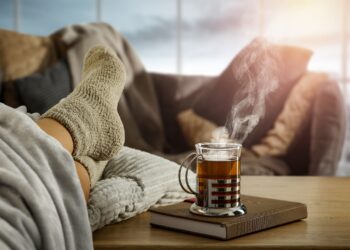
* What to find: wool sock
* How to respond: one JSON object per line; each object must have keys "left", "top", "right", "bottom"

{"left": 74, "top": 155, "right": 108, "bottom": 188}
{"left": 42, "top": 45, "right": 126, "bottom": 161}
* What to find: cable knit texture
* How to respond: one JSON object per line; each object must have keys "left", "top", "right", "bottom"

{"left": 42, "top": 45, "right": 126, "bottom": 161}
{"left": 87, "top": 146, "right": 195, "bottom": 231}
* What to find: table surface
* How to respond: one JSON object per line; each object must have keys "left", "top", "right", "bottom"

{"left": 93, "top": 176, "right": 350, "bottom": 249}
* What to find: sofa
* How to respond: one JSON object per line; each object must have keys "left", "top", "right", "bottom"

{"left": 0, "top": 22, "right": 346, "bottom": 176}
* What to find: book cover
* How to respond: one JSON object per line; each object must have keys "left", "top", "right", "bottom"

{"left": 150, "top": 195, "right": 307, "bottom": 240}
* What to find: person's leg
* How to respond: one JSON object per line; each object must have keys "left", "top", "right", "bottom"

{"left": 37, "top": 118, "right": 91, "bottom": 201}
{"left": 37, "top": 118, "right": 74, "bottom": 154}
{"left": 36, "top": 45, "right": 126, "bottom": 201}
{"left": 74, "top": 162, "right": 91, "bottom": 201}
{"left": 41, "top": 45, "right": 126, "bottom": 161}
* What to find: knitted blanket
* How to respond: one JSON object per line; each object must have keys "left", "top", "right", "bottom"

{"left": 0, "top": 104, "right": 93, "bottom": 250}
{"left": 88, "top": 146, "right": 195, "bottom": 231}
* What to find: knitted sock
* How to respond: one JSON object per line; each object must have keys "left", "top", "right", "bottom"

{"left": 74, "top": 155, "right": 108, "bottom": 188}
{"left": 42, "top": 45, "right": 126, "bottom": 160}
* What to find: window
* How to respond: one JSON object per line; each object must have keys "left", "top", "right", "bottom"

{"left": 0, "top": 0, "right": 14, "bottom": 30}
{"left": 1, "top": 0, "right": 348, "bottom": 80}
{"left": 1, "top": 0, "right": 349, "bottom": 174}
{"left": 347, "top": 0, "right": 350, "bottom": 86}
{"left": 102, "top": 0, "right": 177, "bottom": 73}
{"left": 264, "top": 0, "right": 342, "bottom": 80}
{"left": 21, "top": 0, "right": 96, "bottom": 35}
{"left": 182, "top": 0, "right": 260, "bottom": 75}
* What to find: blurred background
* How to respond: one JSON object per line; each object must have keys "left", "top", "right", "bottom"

{"left": 1, "top": 0, "right": 349, "bottom": 175}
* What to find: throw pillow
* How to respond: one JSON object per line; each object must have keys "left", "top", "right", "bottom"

{"left": 252, "top": 72, "right": 328, "bottom": 157}
{"left": 152, "top": 73, "right": 214, "bottom": 153}
{"left": 14, "top": 60, "right": 71, "bottom": 114}
{"left": 177, "top": 109, "right": 218, "bottom": 146}
{"left": 0, "top": 29, "right": 57, "bottom": 81}
{"left": 176, "top": 109, "right": 290, "bottom": 176}
{"left": 193, "top": 38, "right": 313, "bottom": 148}
{"left": 0, "top": 29, "right": 57, "bottom": 107}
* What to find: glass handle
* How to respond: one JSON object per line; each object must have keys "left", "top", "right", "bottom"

{"left": 178, "top": 152, "right": 198, "bottom": 195}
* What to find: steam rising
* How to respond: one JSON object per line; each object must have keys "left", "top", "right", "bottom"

{"left": 224, "top": 38, "right": 281, "bottom": 143}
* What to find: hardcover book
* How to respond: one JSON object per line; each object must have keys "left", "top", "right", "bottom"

{"left": 150, "top": 195, "right": 307, "bottom": 240}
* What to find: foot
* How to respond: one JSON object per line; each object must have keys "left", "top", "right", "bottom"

{"left": 42, "top": 45, "right": 126, "bottom": 160}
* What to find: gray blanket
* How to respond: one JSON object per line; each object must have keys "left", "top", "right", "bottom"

{"left": 0, "top": 103, "right": 93, "bottom": 250}
{"left": 88, "top": 146, "right": 195, "bottom": 231}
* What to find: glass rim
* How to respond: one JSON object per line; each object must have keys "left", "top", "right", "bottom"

{"left": 195, "top": 142, "right": 242, "bottom": 150}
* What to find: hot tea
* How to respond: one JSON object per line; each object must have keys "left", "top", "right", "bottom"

{"left": 197, "top": 159, "right": 240, "bottom": 208}
{"left": 178, "top": 142, "right": 246, "bottom": 217}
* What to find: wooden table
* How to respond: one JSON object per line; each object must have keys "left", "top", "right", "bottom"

{"left": 93, "top": 176, "right": 350, "bottom": 249}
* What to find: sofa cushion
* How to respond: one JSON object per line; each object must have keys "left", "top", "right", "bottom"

{"left": 0, "top": 29, "right": 58, "bottom": 107}
{"left": 177, "top": 109, "right": 218, "bottom": 146}
{"left": 308, "top": 79, "right": 346, "bottom": 175}
{"left": 152, "top": 73, "right": 214, "bottom": 152}
{"left": 0, "top": 29, "right": 57, "bottom": 81}
{"left": 252, "top": 72, "right": 328, "bottom": 157}
{"left": 14, "top": 60, "right": 71, "bottom": 114}
{"left": 193, "top": 38, "right": 313, "bottom": 148}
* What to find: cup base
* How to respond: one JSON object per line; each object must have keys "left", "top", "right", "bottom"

{"left": 189, "top": 203, "right": 247, "bottom": 217}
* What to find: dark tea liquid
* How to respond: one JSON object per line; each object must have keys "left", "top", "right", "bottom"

{"left": 196, "top": 158, "right": 240, "bottom": 208}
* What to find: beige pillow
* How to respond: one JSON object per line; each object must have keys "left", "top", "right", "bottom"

{"left": 0, "top": 29, "right": 57, "bottom": 81}
{"left": 0, "top": 29, "right": 57, "bottom": 107}
{"left": 177, "top": 109, "right": 218, "bottom": 147}
{"left": 252, "top": 72, "right": 328, "bottom": 157}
